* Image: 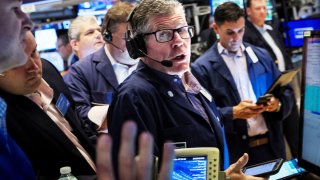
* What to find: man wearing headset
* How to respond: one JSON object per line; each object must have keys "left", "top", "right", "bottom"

{"left": 65, "top": 2, "right": 137, "bottom": 139}
{"left": 107, "top": 0, "right": 264, "bottom": 179}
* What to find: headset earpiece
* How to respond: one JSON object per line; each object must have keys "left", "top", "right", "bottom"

{"left": 103, "top": 15, "right": 112, "bottom": 42}
{"left": 125, "top": 7, "right": 147, "bottom": 59}
{"left": 103, "top": 30, "right": 112, "bottom": 42}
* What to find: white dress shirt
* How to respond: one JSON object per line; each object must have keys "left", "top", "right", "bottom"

{"left": 218, "top": 43, "right": 268, "bottom": 136}
{"left": 253, "top": 23, "right": 286, "bottom": 72}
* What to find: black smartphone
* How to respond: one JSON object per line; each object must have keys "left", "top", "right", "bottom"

{"left": 242, "top": 158, "right": 284, "bottom": 177}
{"left": 256, "top": 94, "right": 273, "bottom": 105}
{"left": 269, "top": 158, "right": 306, "bottom": 180}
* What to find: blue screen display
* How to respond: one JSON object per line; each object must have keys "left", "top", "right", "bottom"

{"left": 172, "top": 156, "right": 207, "bottom": 180}
{"left": 284, "top": 18, "right": 320, "bottom": 47}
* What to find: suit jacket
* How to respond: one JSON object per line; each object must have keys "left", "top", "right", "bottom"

{"left": 192, "top": 42, "right": 295, "bottom": 163}
{"left": 108, "top": 62, "right": 226, "bottom": 173}
{"left": 243, "top": 20, "right": 293, "bottom": 70}
{"left": 243, "top": 20, "right": 300, "bottom": 156}
{"left": 2, "top": 59, "right": 96, "bottom": 179}
{"left": 64, "top": 47, "right": 118, "bottom": 134}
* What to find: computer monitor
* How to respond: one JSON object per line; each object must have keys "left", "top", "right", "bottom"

{"left": 34, "top": 28, "right": 58, "bottom": 52}
{"left": 171, "top": 147, "right": 220, "bottom": 179}
{"left": 40, "top": 52, "right": 64, "bottom": 72}
{"left": 298, "top": 30, "right": 320, "bottom": 176}
{"left": 77, "top": 0, "right": 113, "bottom": 17}
{"left": 283, "top": 18, "right": 320, "bottom": 48}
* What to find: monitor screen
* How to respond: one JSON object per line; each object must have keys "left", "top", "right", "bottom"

{"left": 284, "top": 18, "right": 320, "bottom": 48}
{"left": 299, "top": 30, "right": 320, "bottom": 176}
{"left": 34, "top": 28, "right": 58, "bottom": 52}
{"left": 40, "top": 52, "right": 64, "bottom": 72}
{"left": 172, "top": 156, "right": 207, "bottom": 179}
{"left": 77, "top": 0, "right": 112, "bottom": 17}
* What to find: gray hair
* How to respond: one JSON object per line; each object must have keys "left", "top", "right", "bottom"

{"left": 130, "top": 0, "right": 185, "bottom": 35}
{"left": 68, "top": 15, "right": 99, "bottom": 40}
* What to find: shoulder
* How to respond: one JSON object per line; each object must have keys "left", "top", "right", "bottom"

{"left": 193, "top": 44, "right": 218, "bottom": 66}
{"left": 244, "top": 42, "right": 270, "bottom": 56}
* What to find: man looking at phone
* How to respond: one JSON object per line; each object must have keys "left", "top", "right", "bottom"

{"left": 192, "top": 2, "right": 295, "bottom": 166}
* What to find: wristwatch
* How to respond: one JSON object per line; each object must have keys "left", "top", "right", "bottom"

{"left": 275, "top": 101, "right": 282, "bottom": 112}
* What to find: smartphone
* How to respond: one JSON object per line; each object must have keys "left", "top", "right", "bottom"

{"left": 256, "top": 94, "right": 273, "bottom": 105}
{"left": 269, "top": 158, "right": 306, "bottom": 180}
{"left": 242, "top": 158, "right": 284, "bottom": 177}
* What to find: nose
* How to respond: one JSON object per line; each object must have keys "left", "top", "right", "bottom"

{"left": 95, "top": 31, "right": 103, "bottom": 40}
{"left": 171, "top": 31, "right": 184, "bottom": 48}
{"left": 27, "top": 57, "right": 40, "bottom": 71}
{"left": 20, "top": 9, "right": 33, "bottom": 31}
{"left": 232, "top": 33, "right": 241, "bottom": 41}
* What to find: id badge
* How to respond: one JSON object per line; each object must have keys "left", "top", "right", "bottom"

{"left": 55, "top": 93, "right": 70, "bottom": 116}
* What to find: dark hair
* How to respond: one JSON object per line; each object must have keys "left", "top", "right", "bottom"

{"left": 213, "top": 2, "right": 245, "bottom": 26}
{"left": 246, "top": 0, "right": 253, "bottom": 8}
{"left": 58, "top": 33, "right": 69, "bottom": 45}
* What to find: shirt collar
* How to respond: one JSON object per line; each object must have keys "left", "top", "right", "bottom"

{"left": 105, "top": 46, "right": 116, "bottom": 65}
{"left": 217, "top": 42, "right": 245, "bottom": 57}
{"left": 253, "top": 23, "right": 273, "bottom": 32}
{"left": 150, "top": 66, "right": 202, "bottom": 94}
{"left": 25, "top": 79, "right": 54, "bottom": 110}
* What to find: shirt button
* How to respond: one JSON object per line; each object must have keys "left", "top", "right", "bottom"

{"left": 167, "top": 91, "right": 174, "bottom": 97}
{"left": 173, "top": 78, "right": 178, "bottom": 82}
{"left": 242, "top": 135, "right": 247, "bottom": 140}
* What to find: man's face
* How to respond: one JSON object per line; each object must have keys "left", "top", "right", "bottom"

{"left": 107, "top": 23, "right": 137, "bottom": 66}
{"left": 56, "top": 39, "right": 72, "bottom": 61}
{"left": 246, "top": 0, "right": 267, "bottom": 27}
{"left": 0, "top": 0, "right": 32, "bottom": 73}
{"left": 142, "top": 12, "right": 191, "bottom": 76}
{"left": 0, "top": 31, "right": 42, "bottom": 95}
{"left": 73, "top": 22, "right": 104, "bottom": 59}
{"left": 213, "top": 17, "right": 245, "bottom": 53}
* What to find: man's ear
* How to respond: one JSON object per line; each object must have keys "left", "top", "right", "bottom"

{"left": 212, "top": 23, "right": 219, "bottom": 34}
{"left": 246, "top": 7, "right": 251, "bottom": 17}
{"left": 69, "top": 39, "right": 79, "bottom": 52}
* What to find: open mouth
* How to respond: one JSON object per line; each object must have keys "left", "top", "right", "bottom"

{"left": 173, "top": 54, "right": 186, "bottom": 61}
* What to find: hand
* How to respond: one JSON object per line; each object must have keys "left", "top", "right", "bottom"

{"left": 96, "top": 121, "right": 175, "bottom": 180}
{"left": 233, "top": 100, "right": 264, "bottom": 120}
{"left": 225, "top": 153, "right": 266, "bottom": 180}
{"left": 263, "top": 97, "right": 280, "bottom": 112}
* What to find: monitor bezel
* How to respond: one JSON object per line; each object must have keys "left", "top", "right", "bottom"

{"left": 298, "top": 30, "right": 320, "bottom": 176}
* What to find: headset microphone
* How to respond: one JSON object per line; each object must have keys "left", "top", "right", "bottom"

{"left": 139, "top": 49, "right": 173, "bottom": 67}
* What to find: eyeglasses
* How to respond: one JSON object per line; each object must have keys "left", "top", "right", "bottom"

{"left": 143, "top": 26, "right": 194, "bottom": 43}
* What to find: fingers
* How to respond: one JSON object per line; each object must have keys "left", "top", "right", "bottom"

{"left": 158, "top": 143, "right": 175, "bottom": 180}
{"left": 225, "top": 153, "right": 248, "bottom": 176}
{"left": 96, "top": 134, "right": 115, "bottom": 180}
{"left": 118, "top": 121, "right": 137, "bottom": 180}
{"left": 234, "top": 153, "right": 249, "bottom": 172}
{"left": 136, "top": 132, "right": 154, "bottom": 180}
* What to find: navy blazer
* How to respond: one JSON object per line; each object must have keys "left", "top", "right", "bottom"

{"left": 243, "top": 20, "right": 293, "bottom": 70}
{"left": 192, "top": 42, "right": 295, "bottom": 163}
{"left": 243, "top": 20, "right": 300, "bottom": 156}
{"left": 64, "top": 47, "right": 118, "bottom": 133}
{"left": 108, "top": 62, "right": 226, "bottom": 172}
{"left": 2, "top": 59, "right": 96, "bottom": 179}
